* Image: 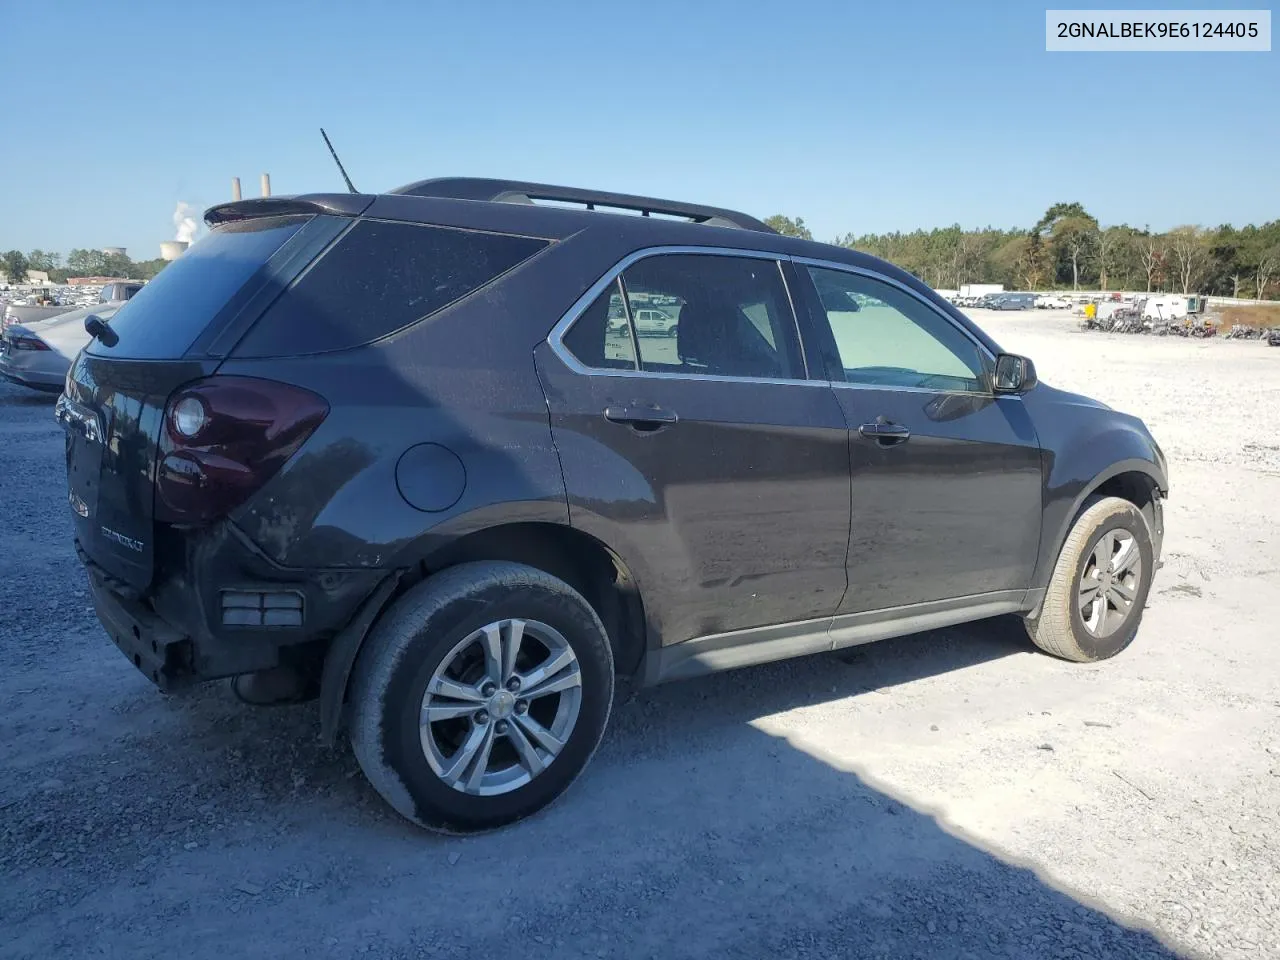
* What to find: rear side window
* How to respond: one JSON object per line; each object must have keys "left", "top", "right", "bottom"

{"left": 232, "top": 220, "right": 548, "bottom": 357}
{"left": 561, "top": 279, "right": 637, "bottom": 370}
{"left": 621, "top": 254, "right": 803, "bottom": 380}
{"left": 88, "top": 217, "right": 308, "bottom": 359}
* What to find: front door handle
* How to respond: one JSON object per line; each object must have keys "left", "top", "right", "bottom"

{"left": 604, "top": 404, "right": 678, "bottom": 432}
{"left": 858, "top": 419, "right": 910, "bottom": 446}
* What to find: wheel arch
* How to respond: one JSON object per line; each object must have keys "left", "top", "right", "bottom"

{"left": 1028, "top": 458, "right": 1166, "bottom": 617}
{"left": 320, "top": 520, "right": 649, "bottom": 742}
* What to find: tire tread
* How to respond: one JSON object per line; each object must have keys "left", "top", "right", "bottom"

{"left": 1024, "top": 496, "right": 1150, "bottom": 662}
{"left": 349, "top": 561, "right": 613, "bottom": 833}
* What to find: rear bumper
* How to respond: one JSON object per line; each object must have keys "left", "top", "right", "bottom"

{"left": 79, "top": 524, "right": 389, "bottom": 689}
{"left": 88, "top": 565, "right": 198, "bottom": 692}
{"left": 0, "top": 357, "right": 64, "bottom": 392}
{"left": 85, "top": 554, "right": 296, "bottom": 690}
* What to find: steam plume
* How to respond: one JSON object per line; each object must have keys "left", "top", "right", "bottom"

{"left": 173, "top": 202, "right": 198, "bottom": 244}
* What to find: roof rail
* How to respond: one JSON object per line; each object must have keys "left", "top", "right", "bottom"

{"left": 388, "top": 177, "right": 776, "bottom": 233}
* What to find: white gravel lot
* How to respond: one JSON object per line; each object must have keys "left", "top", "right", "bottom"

{"left": 2, "top": 310, "right": 1277, "bottom": 959}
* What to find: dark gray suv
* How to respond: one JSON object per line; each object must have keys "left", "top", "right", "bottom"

{"left": 61, "top": 179, "right": 1167, "bottom": 832}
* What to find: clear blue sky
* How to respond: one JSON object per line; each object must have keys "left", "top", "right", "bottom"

{"left": 3, "top": 0, "right": 1276, "bottom": 258}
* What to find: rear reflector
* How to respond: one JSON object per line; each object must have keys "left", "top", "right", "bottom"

{"left": 221, "top": 589, "right": 304, "bottom": 627}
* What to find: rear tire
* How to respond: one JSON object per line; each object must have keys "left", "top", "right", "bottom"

{"left": 1023, "top": 496, "right": 1155, "bottom": 662}
{"left": 350, "top": 561, "right": 614, "bottom": 833}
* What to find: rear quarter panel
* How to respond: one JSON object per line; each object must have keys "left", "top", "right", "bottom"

{"left": 219, "top": 224, "right": 767, "bottom": 571}
{"left": 220, "top": 341, "right": 569, "bottom": 570}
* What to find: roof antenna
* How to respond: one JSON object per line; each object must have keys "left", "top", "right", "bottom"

{"left": 320, "top": 128, "right": 358, "bottom": 194}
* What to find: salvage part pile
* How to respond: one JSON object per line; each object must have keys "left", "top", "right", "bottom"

{"left": 1080, "top": 315, "right": 1221, "bottom": 337}
{"left": 1224, "top": 324, "right": 1280, "bottom": 343}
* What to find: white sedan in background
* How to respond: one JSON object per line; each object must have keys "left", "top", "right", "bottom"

{"left": 0, "top": 304, "right": 121, "bottom": 393}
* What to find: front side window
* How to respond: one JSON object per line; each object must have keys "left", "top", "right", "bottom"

{"left": 620, "top": 254, "right": 802, "bottom": 379}
{"left": 807, "top": 266, "right": 987, "bottom": 393}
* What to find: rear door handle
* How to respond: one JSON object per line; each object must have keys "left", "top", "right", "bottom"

{"left": 604, "top": 404, "right": 678, "bottom": 432}
{"left": 858, "top": 420, "right": 910, "bottom": 446}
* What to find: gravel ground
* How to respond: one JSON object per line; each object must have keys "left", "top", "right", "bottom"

{"left": 2, "top": 313, "right": 1278, "bottom": 959}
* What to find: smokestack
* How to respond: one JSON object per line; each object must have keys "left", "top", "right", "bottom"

{"left": 260, "top": 173, "right": 271, "bottom": 198}
{"left": 160, "top": 241, "right": 189, "bottom": 261}
{"left": 232, "top": 177, "right": 242, "bottom": 201}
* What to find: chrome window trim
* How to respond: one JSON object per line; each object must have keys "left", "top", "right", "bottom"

{"left": 829, "top": 381, "right": 1017, "bottom": 399}
{"left": 547, "top": 245, "right": 822, "bottom": 386}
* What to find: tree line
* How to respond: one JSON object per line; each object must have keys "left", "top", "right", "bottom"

{"left": 8, "top": 203, "right": 1279, "bottom": 300}
{"left": 2, "top": 248, "right": 168, "bottom": 286}
{"left": 765, "top": 205, "right": 1280, "bottom": 299}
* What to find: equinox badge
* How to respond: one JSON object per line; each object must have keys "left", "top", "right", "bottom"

{"left": 101, "top": 526, "right": 144, "bottom": 553}
{"left": 68, "top": 491, "right": 90, "bottom": 518}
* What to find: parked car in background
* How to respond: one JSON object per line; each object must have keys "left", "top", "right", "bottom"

{"left": 1, "top": 304, "right": 122, "bottom": 392}
{"left": 1036, "top": 295, "right": 1071, "bottom": 309}
{"left": 631, "top": 306, "right": 678, "bottom": 336}
{"left": 2, "top": 298, "right": 72, "bottom": 330}
{"left": 98, "top": 281, "right": 144, "bottom": 304}
{"left": 63, "top": 177, "right": 1167, "bottom": 834}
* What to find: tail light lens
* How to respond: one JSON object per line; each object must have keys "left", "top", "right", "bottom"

{"left": 156, "top": 376, "right": 328, "bottom": 525}
{"left": 9, "top": 334, "right": 51, "bottom": 351}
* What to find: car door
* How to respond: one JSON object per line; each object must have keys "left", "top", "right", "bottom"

{"left": 535, "top": 249, "right": 851, "bottom": 657}
{"left": 792, "top": 262, "right": 1043, "bottom": 618}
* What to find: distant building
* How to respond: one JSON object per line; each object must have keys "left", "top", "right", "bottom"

{"left": 67, "top": 276, "right": 132, "bottom": 286}
{"left": 1, "top": 270, "right": 51, "bottom": 287}
{"left": 101, "top": 247, "right": 127, "bottom": 257}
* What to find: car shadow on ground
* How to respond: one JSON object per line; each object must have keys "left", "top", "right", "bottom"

{"left": 2, "top": 614, "right": 1186, "bottom": 958}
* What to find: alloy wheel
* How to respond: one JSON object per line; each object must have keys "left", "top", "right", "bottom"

{"left": 1078, "top": 529, "right": 1143, "bottom": 638}
{"left": 419, "top": 618, "right": 582, "bottom": 796}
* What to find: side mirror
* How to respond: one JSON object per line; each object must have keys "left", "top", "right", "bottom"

{"left": 993, "top": 353, "right": 1037, "bottom": 394}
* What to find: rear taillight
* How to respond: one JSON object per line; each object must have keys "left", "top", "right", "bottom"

{"left": 156, "top": 377, "right": 328, "bottom": 525}
{"left": 9, "top": 334, "right": 50, "bottom": 351}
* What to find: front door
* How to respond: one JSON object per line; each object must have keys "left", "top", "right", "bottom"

{"left": 795, "top": 264, "right": 1044, "bottom": 615}
{"left": 536, "top": 251, "right": 851, "bottom": 649}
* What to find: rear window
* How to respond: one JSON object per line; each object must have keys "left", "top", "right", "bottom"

{"left": 87, "top": 217, "right": 308, "bottom": 359}
{"left": 231, "top": 220, "right": 549, "bottom": 358}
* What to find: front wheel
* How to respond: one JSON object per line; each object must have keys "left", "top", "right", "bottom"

{"left": 666, "top": 324, "right": 679, "bottom": 338}
{"left": 350, "top": 562, "right": 614, "bottom": 833}
{"left": 1023, "top": 496, "right": 1155, "bottom": 662}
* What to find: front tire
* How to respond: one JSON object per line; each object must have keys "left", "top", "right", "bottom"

{"left": 350, "top": 561, "right": 614, "bottom": 833}
{"left": 1023, "top": 496, "right": 1155, "bottom": 662}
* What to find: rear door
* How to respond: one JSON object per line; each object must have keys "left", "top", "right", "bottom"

{"left": 536, "top": 249, "right": 851, "bottom": 650}
{"left": 61, "top": 215, "right": 333, "bottom": 590}
{"left": 793, "top": 262, "right": 1043, "bottom": 615}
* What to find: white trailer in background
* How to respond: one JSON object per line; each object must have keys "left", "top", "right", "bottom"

{"left": 1142, "top": 296, "right": 1191, "bottom": 322}
{"left": 959, "top": 283, "right": 1004, "bottom": 299}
